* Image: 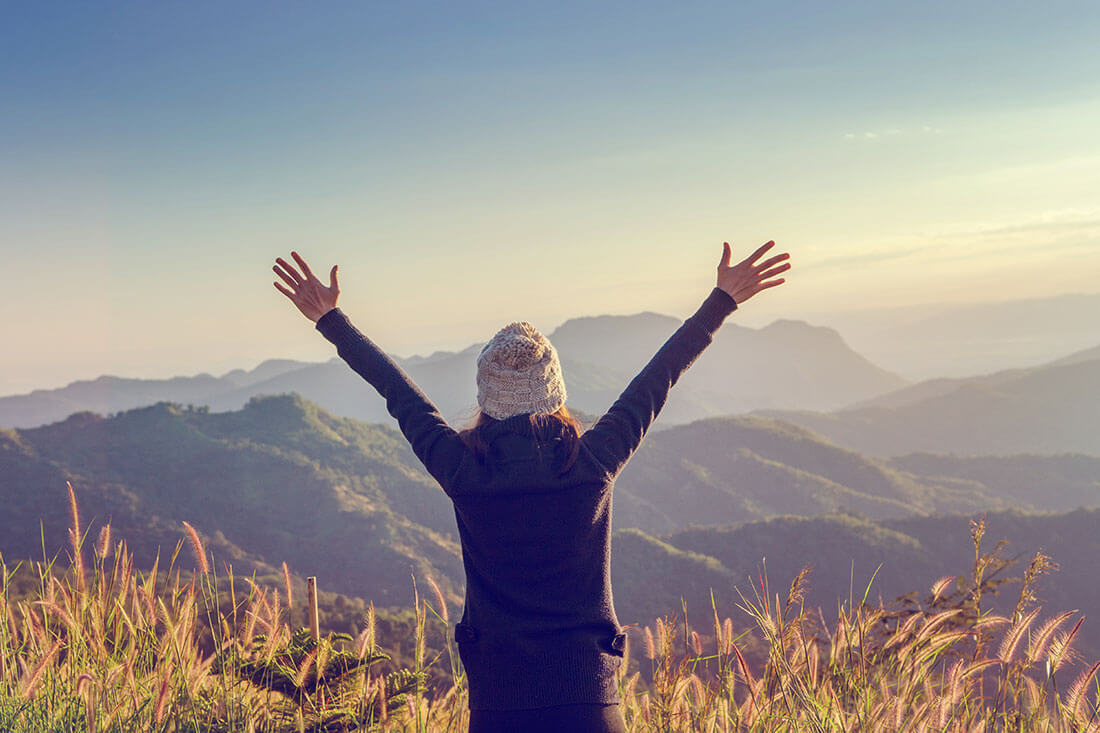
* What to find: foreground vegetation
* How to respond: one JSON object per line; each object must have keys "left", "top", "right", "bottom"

{"left": 2, "top": 486, "right": 1098, "bottom": 731}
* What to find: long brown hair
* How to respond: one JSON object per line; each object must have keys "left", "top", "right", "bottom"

{"left": 459, "top": 406, "right": 584, "bottom": 475}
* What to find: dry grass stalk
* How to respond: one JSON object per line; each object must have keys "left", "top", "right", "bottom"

{"left": 181, "top": 521, "right": 209, "bottom": 575}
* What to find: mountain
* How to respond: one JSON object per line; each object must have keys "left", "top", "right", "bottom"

{"left": 889, "top": 453, "right": 1100, "bottom": 513}
{"left": 1050, "top": 343, "right": 1100, "bottom": 367}
{"left": 760, "top": 357, "right": 1100, "bottom": 457}
{"left": 0, "top": 311, "right": 906, "bottom": 429}
{"left": 0, "top": 359, "right": 313, "bottom": 430}
{"left": 612, "top": 416, "right": 1001, "bottom": 534}
{"left": 609, "top": 528, "right": 735, "bottom": 624}
{"left": 0, "top": 396, "right": 465, "bottom": 607}
{"left": 549, "top": 314, "right": 907, "bottom": 416}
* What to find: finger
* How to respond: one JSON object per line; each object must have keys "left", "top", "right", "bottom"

{"left": 754, "top": 252, "right": 790, "bottom": 273}
{"left": 329, "top": 264, "right": 339, "bottom": 291}
{"left": 742, "top": 240, "right": 775, "bottom": 267}
{"left": 275, "top": 258, "right": 303, "bottom": 285}
{"left": 273, "top": 264, "right": 300, "bottom": 290}
{"left": 756, "top": 262, "right": 791, "bottom": 280}
{"left": 291, "top": 251, "right": 315, "bottom": 281}
{"left": 273, "top": 281, "right": 296, "bottom": 299}
{"left": 719, "top": 242, "right": 732, "bottom": 269}
{"left": 756, "top": 277, "right": 786, "bottom": 291}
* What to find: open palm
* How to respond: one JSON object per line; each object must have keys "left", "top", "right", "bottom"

{"left": 716, "top": 241, "right": 790, "bottom": 303}
{"left": 273, "top": 252, "right": 340, "bottom": 322}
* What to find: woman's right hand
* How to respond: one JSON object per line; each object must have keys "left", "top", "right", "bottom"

{"left": 273, "top": 252, "right": 340, "bottom": 322}
{"left": 716, "top": 241, "right": 790, "bottom": 303}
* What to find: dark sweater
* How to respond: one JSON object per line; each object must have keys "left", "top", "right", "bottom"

{"left": 316, "top": 287, "right": 738, "bottom": 710}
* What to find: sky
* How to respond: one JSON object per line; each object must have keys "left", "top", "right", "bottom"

{"left": 2, "top": 1, "right": 1099, "bottom": 393}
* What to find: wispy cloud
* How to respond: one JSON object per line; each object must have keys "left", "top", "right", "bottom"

{"left": 934, "top": 207, "right": 1100, "bottom": 240}
{"left": 803, "top": 244, "right": 930, "bottom": 272}
{"left": 843, "top": 126, "right": 943, "bottom": 140}
{"left": 801, "top": 208, "right": 1100, "bottom": 275}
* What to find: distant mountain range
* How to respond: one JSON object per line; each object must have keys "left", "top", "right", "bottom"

{"left": 759, "top": 350, "right": 1100, "bottom": 456}
{"left": 0, "top": 311, "right": 906, "bottom": 430}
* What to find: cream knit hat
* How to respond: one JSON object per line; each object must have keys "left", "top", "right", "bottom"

{"left": 476, "top": 321, "right": 567, "bottom": 420}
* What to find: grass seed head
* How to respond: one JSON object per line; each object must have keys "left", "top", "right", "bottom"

{"left": 181, "top": 522, "right": 209, "bottom": 575}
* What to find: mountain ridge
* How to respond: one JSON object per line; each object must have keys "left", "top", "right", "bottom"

{"left": 0, "top": 313, "right": 907, "bottom": 429}
{"left": 760, "top": 356, "right": 1100, "bottom": 457}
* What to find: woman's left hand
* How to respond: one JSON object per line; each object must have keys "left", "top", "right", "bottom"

{"left": 273, "top": 252, "right": 340, "bottom": 322}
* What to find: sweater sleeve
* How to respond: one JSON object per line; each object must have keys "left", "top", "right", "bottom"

{"left": 316, "top": 308, "right": 467, "bottom": 489}
{"left": 580, "top": 288, "right": 737, "bottom": 475}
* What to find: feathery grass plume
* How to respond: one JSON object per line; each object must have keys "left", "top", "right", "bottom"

{"left": 962, "top": 658, "right": 1003, "bottom": 680}
{"left": 84, "top": 692, "right": 97, "bottom": 733}
{"left": 1022, "top": 675, "right": 1043, "bottom": 709}
{"left": 377, "top": 672, "right": 388, "bottom": 723}
{"left": 364, "top": 601, "right": 376, "bottom": 658}
{"left": 930, "top": 575, "right": 957, "bottom": 604}
{"left": 1047, "top": 616, "right": 1085, "bottom": 674}
{"left": 655, "top": 617, "right": 667, "bottom": 653}
{"left": 181, "top": 521, "right": 209, "bottom": 575}
{"left": 804, "top": 639, "right": 820, "bottom": 687}
{"left": 974, "top": 614, "right": 1011, "bottom": 632}
{"left": 354, "top": 625, "right": 373, "bottom": 661}
{"left": 1027, "top": 610, "right": 1076, "bottom": 665}
{"left": 998, "top": 607, "right": 1040, "bottom": 663}
{"left": 19, "top": 637, "right": 62, "bottom": 699}
{"left": 76, "top": 672, "right": 98, "bottom": 733}
{"left": 67, "top": 480, "right": 81, "bottom": 541}
{"left": 154, "top": 669, "right": 172, "bottom": 724}
{"left": 785, "top": 565, "right": 812, "bottom": 613}
{"left": 691, "top": 630, "right": 703, "bottom": 657}
{"left": 731, "top": 641, "right": 755, "bottom": 694}
{"left": 916, "top": 609, "right": 963, "bottom": 644}
{"left": 1066, "top": 659, "right": 1100, "bottom": 723}
{"left": 426, "top": 575, "right": 449, "bottom": 623}
{"left": 640, "top": 692, "right": 651, "bottom": 724}
{"left": 67, "top": 481, "right": 86, "bottom": 591}
{"left": 34, "top": 599, "right": 77, "bottom": 638}
{"left": 689, "top": 673, "right": 706, "bottom": 706}
{"left": 643, "top": 626, "right": 656, "bottom": 660}
{"left": 96, "top": 524, "right": 112, "bottom": 560}
{"left": 1013, "top": 551, "right": 1056, "bottom": 623}
{"left": 969, "top": 516, "right": 986, "bottom": 556}
{"left": 294, "top": 646, "right": 319, "bottom": 688}
{"left": 271, "top": 589, "right": 282, "bottom": 642}
{"left": 281, "top": 561, "right": 293, "bottom": 623}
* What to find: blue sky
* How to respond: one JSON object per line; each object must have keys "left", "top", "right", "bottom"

{"left": 2, "top": 1, "right": 1099, "bottom": 392}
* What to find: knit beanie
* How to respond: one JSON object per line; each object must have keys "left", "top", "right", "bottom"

{"left": 476, "top": 321, "right": 567, "bottom": 420}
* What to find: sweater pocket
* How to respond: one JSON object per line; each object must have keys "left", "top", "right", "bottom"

{"left": 603, "top": 631, "right": 627, "bottom": 657}
{"left": 455, "top": 622, "right": 480, "bottom": 644}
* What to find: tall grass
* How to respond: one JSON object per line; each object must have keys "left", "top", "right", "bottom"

{"left": 1, "top": 489, "right": 1096, "bottom": 731}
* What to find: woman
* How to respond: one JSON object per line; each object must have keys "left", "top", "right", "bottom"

{"left": 273, "top": 242, "right": 790, "bottom": 732}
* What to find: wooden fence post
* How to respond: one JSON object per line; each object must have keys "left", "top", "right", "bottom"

{"left": 307, "top": 576, "right": 320, "bottom": 644}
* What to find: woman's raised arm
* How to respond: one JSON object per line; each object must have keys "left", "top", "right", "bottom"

{"left": 274, "top": 252, "right": 467, "bottom": 490}
{"left": 580, "top": 241, "right": 790, "bottom": 475}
